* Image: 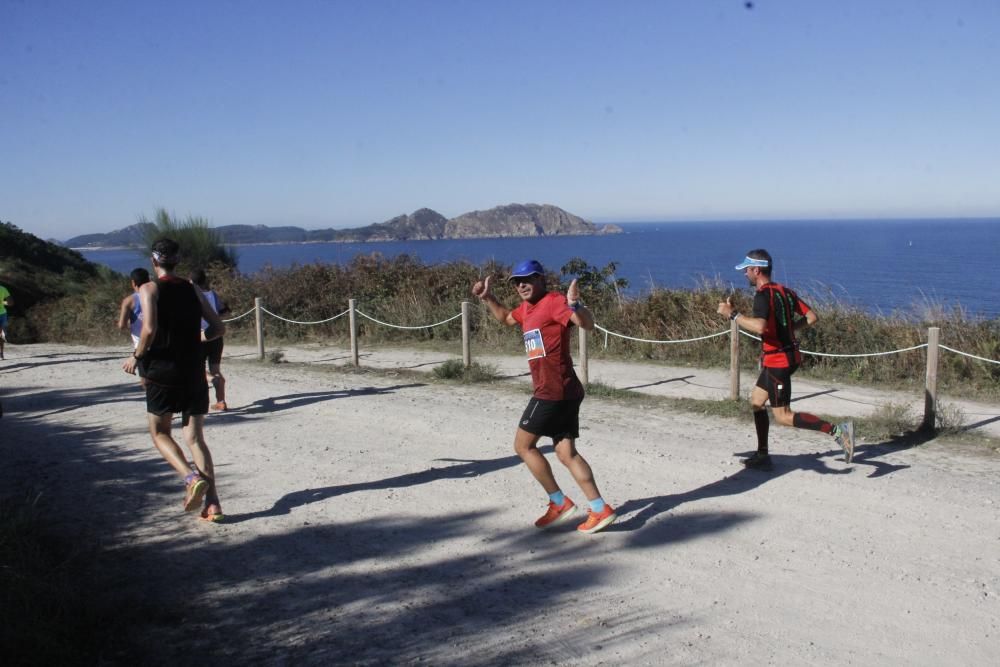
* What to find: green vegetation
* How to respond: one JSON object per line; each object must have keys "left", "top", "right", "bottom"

{"left": 431, "top": 358, "right": 500, "bottom": 382}
{"left": 204, "top": 254, "right": 1000, "bottom": 401}
{"left": 0, "top": 221, "right": 125, "bottom": 343}
{"left": 4, "top": 225, "right": 999, "bottom": 401}
{"left": 140, "top": 207, "right": 238, "bottom": 274}
{"left": 1, "top": 211, "right": 237, "bottom": 344}
{"left": 582, "top": 380, "right": 636, "bottom": 400}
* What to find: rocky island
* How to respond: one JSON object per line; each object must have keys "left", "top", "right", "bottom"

{"left": 63, "top": 203, "right": 622, "bottom": 248}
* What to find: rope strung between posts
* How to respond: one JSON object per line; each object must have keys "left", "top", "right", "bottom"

{"left": 228, "top": 301, "right": 1000, "bottom": 366}
{"left": 355, "top": 309, "right": 462, "bottom": 330}
{"left": 737, "top": 331, "right": 928, "bottom": 358}
{"left": 221, "top": 307, "right": 257, "bottom": 323}
{"left": 940, "top": 344, "right": 1000, "bottom": 366}
{"left": 260, "top": 306, "right": 351, "bottom": 325}
{"left": 594, "top": 324, "right": 730, "bottom": 347}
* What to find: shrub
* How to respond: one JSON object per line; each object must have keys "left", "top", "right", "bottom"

{"left": 21, "top": 252, "right": 1000, "bottom": 401}
{"left": 432, "top": 358, "right": 499, "bottom": 383}
{"left": 140, "top": 208, "right": 238, "bottom": 275}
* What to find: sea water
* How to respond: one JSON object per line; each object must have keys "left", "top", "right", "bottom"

{"left": 81, "top": 218, "right": 1000, "bottom": 319}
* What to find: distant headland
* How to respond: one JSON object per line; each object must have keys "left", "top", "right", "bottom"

{"left": 63, "top": 203, "right": 623, "bottom": 248}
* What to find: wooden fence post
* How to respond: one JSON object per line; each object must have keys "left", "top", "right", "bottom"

{"left": 729, "top": 318, "right": 740, "bottom": 401}
{"left": 254, "top": 297, "right": 265, "bottom": 361}
{"left": 921, "top": 326, "right": 940, "bottom": 432}
{"left": 461, "top": 300, "right": 471, "bottom": 369}
{"left": 579, "top": 327, "right": 589, "bottom": 385}
{"left": 349, "top": 298, "right": 359, "bottom": 367}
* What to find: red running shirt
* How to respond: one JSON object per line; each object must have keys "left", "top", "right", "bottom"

{"left": 511, "top": 291, "right": 584, "bottom": 401}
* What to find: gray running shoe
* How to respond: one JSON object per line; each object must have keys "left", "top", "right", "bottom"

{"left": 834, "top": 421, "right": 855, "bottom": 463}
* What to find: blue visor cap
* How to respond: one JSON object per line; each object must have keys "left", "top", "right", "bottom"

{"left": 510, "top": 259, "right": 545, "bottom": 280}
{"left": 734, "top": 256, "right": 770, "bottom": 270}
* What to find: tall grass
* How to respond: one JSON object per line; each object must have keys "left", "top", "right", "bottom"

{"left": 139, "top": 207, "right": 238, "bottom": 274}
{"left": 25, "top": 254, "right": 1000, "bottom": 400}
{"left": 25, "top": 272, "right": 131, "bottom": 345}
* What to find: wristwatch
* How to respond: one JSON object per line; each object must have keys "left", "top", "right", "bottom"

{"left": 569, "top": 300, "right": 583, "bottom": 312}
{"left": 730, "top": 311, "right": 740, "bottom": 321}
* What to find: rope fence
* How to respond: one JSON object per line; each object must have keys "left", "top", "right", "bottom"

{"left": 230, "top": 298, "right": 999, "bottom": 432}
{"left": 356, "top": 309, "right": 463, "bottom": 330}
{"left": 595, "top": 324, "right": 731, "bottom": 345}
{"left": 940, "top": 344, "right": 1000, "bottom": 366}
{"left": 221, "top": 306, "right": 257, "bottom": 323}
{"left": 739, "top": 331, "right": 931, "bottom": 358}
{"left": 259, "top": 306, "right": 350, "bottom": 326}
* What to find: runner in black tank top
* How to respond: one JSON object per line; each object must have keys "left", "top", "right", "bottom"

{"left": 122, "top": 238, "right": 227, "bottom": 522}
{"left": 141, "top": 275, "right": 205, "bottom": 388}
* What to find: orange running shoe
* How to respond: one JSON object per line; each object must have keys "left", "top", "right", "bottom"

{"left": 212, "top": 401, "right": 228, "bottom": 411}
{"left": 200, "top": 503, "right": 225, "bottom": 523}
{"left": 577, "top": 504, "right": 617, "bottom": 534}
{"left": 183, "top": 473, "right": 208, "bottom": 512}
{"left": 534, "top": 498, "right": 577, "bottom": 529}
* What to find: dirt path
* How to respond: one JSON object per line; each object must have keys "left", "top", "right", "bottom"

{"left": 2, "top": 343, "right": 999, "bottom": 665}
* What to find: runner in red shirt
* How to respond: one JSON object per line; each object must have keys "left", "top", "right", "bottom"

{"left": 473, "top": 259, "right": 616, "bottom": 534}
{"left": 718, "top": 249, "right": 855, "bottom": 470}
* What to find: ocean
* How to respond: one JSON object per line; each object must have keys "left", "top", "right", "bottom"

{"left": 81, "top": 218, "right": 1000, "bottom": 319}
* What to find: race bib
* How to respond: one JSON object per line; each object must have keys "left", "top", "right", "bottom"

{"left": 523, "top": 328, "right": 546, "bottom": 360}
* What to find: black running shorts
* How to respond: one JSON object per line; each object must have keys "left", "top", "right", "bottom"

{"left": 145, "top": 381, "right": 209, "bottom": 425}
{"left": 518, "top": 397, "right": 583, "bottom": 441}
{"left": 202, "top": 337, "right": 224, "bottom": 367}
{"left": 756, "top": 365, "right": 797, "bottom": 407}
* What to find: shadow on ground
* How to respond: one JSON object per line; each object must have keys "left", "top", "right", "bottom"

{"left": 613, "top": 432, "right": 931, "bottom": 546}
{"left": 0, "top": 367, "right": 943, "bottom": 665}
{"left": 2, "top": 380, "right": 679, "bottom": 664}
{"left": 210, "top": 383, "right": 426, "bottom": 420}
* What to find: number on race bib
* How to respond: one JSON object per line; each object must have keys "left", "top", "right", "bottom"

{"left": 523, "top": 328, "right": 546, "bottom": 360}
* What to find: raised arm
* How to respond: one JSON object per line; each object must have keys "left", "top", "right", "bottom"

{"left": 717, "top": 296, "right": 766, "bottom": 335}
{"left": 472, "top": 276, "right": 517, "bottom": 327}
{"left": 566, "top": 278, "right": 594, "bottom": 331}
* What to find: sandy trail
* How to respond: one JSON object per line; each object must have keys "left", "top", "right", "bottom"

{"left": 2, "top": 343, "right": 998, "bottom": 665}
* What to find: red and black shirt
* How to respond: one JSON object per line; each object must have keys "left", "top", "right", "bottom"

{"left": 752, "top": 282, "right": 812, "bottom": 369}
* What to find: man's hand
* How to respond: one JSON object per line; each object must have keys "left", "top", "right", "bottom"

{"left": 565, "top": 278, "right": 595, "bottom": 330}
{"left": 717, "top": 297, "right": 734, "bottom": 318}
{"left": 122, "top": 356, "right": 138, "bottom": 375}
{"left": 566, "top": 278, "right": 580, "bottom": 305}
{"left": 472, "top": 275, "right": 493, "bottom": 301}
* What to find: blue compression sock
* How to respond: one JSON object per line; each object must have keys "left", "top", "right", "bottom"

{"left": 548, "top": 490, "right": 566, "bottom": 506}
{"left": 589, "top": 497, "right": 606, "bottom": 513}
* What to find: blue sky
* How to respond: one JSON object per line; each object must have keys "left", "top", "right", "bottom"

{"left": 3, "top": 0, "right": 999, "bottom": 240}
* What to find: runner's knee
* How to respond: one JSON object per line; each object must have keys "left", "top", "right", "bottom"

{"left": 553, "top": 439, "right": 578, "bottom": 464}
{"left": 514, "top": 430, "right": 540, "bottom": 455}
{"left": 771, "top": 407, "right": 794, "bottom": 426}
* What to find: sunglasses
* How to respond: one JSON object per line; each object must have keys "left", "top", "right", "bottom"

{"left": 511, "top": 275, "right": 539, "bottom": 286}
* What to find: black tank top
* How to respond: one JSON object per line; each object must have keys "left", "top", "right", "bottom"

{"left": 140, "top": 276, "right": 205, "bottom": 387}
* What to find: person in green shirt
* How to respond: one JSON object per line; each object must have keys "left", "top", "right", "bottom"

{"left": 0, "top": 283, "right": 12, "bottom": 360}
